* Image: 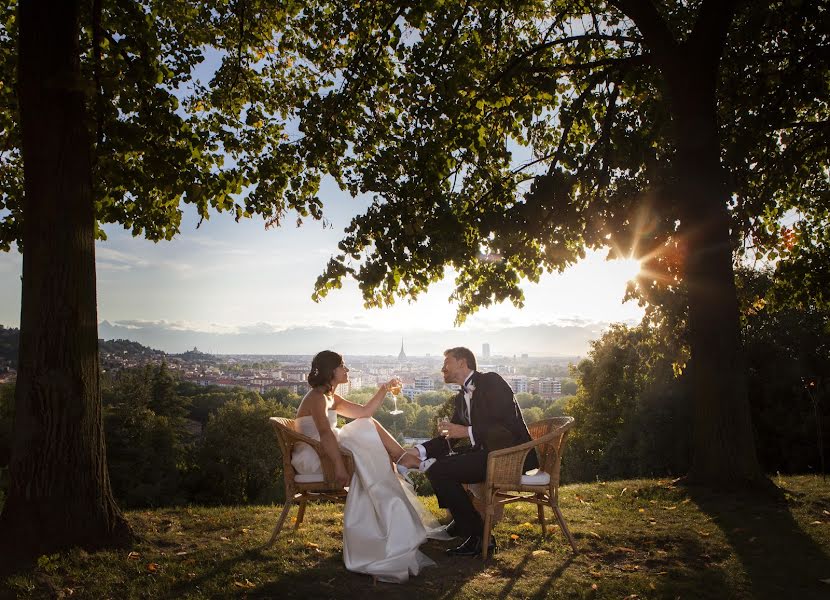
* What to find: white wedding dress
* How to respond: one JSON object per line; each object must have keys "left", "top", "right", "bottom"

{"left": 292, "top": 397, "right": 449, "bottom": 583}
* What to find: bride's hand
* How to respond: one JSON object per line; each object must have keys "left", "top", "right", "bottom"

{"left": 384, "top": 377, "right": 401, "bottom": 390}
{"left": 335, "top": 464, "right": 350, "bottom": 488}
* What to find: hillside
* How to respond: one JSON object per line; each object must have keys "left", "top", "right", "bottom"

{"left": 0, "top": 326, "right": 165, "bottom": 368}
{"left": 2, "top": 476, "right": 828, "bottom": 599}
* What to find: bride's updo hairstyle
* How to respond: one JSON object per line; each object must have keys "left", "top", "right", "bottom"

{"left": 308, "top": 350, "right": 343, "bottom": 393}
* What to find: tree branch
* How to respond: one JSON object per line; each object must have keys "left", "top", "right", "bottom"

{"left": 490, "top": 33, "right": 641, "bottom": 88}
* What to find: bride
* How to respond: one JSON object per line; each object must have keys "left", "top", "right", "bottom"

{"left": 291, "top": 350, "right": 448, "bottom": 583}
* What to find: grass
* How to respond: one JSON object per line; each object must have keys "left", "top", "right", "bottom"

{"left": 2, "top": 475, "right": 829, "bottom": 599}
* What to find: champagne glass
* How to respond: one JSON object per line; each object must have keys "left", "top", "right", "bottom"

{"left": 437, "top": 418, "right": 455, "bottom": 456}
{"left": 388, "top": 380, "right": 403, "bottom": 415}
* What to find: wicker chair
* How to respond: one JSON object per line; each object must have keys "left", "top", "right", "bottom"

{"left": 467, "top": 416, "right": 577, "bottom": 559}
{"left": 266, "top": 416, "right": 355, "bottom": 547}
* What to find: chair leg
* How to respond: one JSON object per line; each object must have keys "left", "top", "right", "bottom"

{"left": 268, "top": 496, "right": 295, "bottom": 547}
{"left": 537, "top": 494, "right": 547, "bottom": 535}
{"left": 294, "top": 496, "right": 308, "bottom": 530}
{"left": 551, "top": 500, "right": 578, "bottom": 553}
{"left": 481, "top": 492, "right": 496, "bottom": 560}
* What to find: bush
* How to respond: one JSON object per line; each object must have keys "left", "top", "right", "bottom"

{"left": 104, "top": 405, "right": 188, "bottom": 507}
{"left": 192, "top": 397, "right": 293, "bottom": 505}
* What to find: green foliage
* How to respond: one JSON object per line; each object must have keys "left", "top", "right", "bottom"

{"left": 193, "top": 396, "right": 293, "bottom": 505}
{"left": 0, "top": 383, "right": 12, "bottom": 504}
{"left": 150, "top": 361, "right": 191, "bottom": 421}
{"left": 0, "top": 0, "right": 328, "bottom": 250}
{"left": 414, "top": 390, "right": 453, "bottom": 406}
{"left": 0, "top": 326, "right": 18, "bottom": 367}
{"left": 103, "top": 405, "right": 187, "bottom": 508}
{"left": 737, "top": 267, "right": 830, "bottom": 473}
{"left": 280, "top": 2, "right": 829, "bottom": 323}
{"left": 565, "top": 323, "right": 692, "bottom": 483}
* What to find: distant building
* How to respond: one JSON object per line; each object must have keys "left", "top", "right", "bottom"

{"left": 537, "top": 378, "right": 562, "bottom": 398}
{"left": 504, "top": 375, "right": 529, "bottom": 394}
{"left": 414, "top": 376, "right": 434, "bottom": 393}
{"left": 398, "top": 339, "right": 407, "bottom": 361}
{"left": 482, "top": 343, "right": 491, "bottom": 359}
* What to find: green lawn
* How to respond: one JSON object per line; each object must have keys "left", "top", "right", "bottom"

{"left": 2, "top": 476, "right": 829, "bottom": 599}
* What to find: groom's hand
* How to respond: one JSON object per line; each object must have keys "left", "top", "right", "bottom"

{"left": 444, "top": 423, "right": 470, "bottom": 439}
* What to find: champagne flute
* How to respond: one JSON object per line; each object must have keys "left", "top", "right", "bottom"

{"left": 437, "top": 418, "right": 455, "bottom": 456}
{"left": 388, "top": 380, "right": 403, "bottom": 415}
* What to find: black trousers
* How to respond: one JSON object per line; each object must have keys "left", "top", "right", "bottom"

{"left": 426, "top": 449, "right": 488, "bottom": 538}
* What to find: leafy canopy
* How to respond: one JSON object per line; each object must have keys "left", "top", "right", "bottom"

{"left": 1, "top": 1, "right": 826, "bottom": 318}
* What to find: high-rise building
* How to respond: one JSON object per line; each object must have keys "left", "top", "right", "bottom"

{"left": 482, "top": 343, "right": 491, "bottom": 359}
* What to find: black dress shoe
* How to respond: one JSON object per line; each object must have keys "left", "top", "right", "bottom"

{"left": 444, "top": 520, "right": 460, "bottom": 537}
{"left": 445, "top": 535, "right": 497, "bottom": 557}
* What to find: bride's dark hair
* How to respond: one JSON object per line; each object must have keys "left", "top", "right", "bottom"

{"left": 307, "top": 350, "right": 343, "bottom": 393}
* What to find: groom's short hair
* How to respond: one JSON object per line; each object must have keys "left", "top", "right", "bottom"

{"left": 444, "top": 347, "right": 477, "bottom": 370}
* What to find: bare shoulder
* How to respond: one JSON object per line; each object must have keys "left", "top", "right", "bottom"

{"left": 296, "top": 388, "right": 326, "bottom": 418}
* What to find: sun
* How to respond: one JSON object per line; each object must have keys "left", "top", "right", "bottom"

{"left": 614, "top": 256, "right": 642, "bottom": 283}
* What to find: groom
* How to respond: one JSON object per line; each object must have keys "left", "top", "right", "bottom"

{"left": 413, "top": 347, "right": 538, "bottom": 557}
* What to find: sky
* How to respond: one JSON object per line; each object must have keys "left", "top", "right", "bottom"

{"left": 0, "top": 172, "right": 644, "bottom": 356}
{"left": 0, "top": 44, "right": 645, "bottom": 357}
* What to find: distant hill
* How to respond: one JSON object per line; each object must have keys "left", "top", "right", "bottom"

{"left": 0, "top": 326, "right": 166, "bottom": 367}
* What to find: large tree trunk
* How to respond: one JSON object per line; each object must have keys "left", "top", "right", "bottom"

{"left": 666, "top": 54, "right": 763, "bottom": 487}
{"left": 0, "top": 0, "right": 131, "bottom": 568}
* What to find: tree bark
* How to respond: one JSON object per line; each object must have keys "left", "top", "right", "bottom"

{"left": 665, "top": 52, "right": 763, "bottom": 487}
{"left": 0, "top": 0, "right": 131, "bottom": 568}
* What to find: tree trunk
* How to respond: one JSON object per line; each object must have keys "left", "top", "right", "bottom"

{"left": 666, "top": 55, "right": 763, "bottom": 487}
{"left": 0, "top": 0, "right": 131, "bottom": 568}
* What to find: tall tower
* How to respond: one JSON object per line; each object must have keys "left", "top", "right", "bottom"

{"left": 398, "top": 338, "right": 407, "bottom": 361}
{"left": 482, "top": 342, "right": 491, "bottom": 360}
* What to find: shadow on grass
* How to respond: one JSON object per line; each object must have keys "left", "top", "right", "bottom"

{"left": 168, "top": 537, "right": 482, "bottom": 599}
{"left": 688, "top": 482, "right": 830, "bottom": 600}
{"left": 501, "top": 550, "right": 576, "bottom": 600}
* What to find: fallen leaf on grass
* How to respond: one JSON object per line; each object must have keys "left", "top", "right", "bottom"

{"left": 531, "top": 550, "right": 550, "bottom": 557}
{"left": 589, "top": 570, "right": 602, "bottom": 578}
{"left": 615, "top": 547, "right": 636, "bottom": 554}
{"left": 620, "top": 487, "right": 628, "bottom": 496}
{"left": 638, "top": 508, "right": 646, "bottom": 513}
{"left": 233, "top": 579, "right": 256, "bottom": 589}
{"left": 823, "top": 510, "right": 829, "bottom": 516}
{"left": 591, "top": 583, "right": 598, "bottom": 591}
{"left": 696, "top": 530, "right": 711, "bottom": 537}
{"left": 588, "top": 531, "right": 601, "bottom": 539}
{"left": 241, "top": 528, "right": 250, "bottom": 534}
{"left": 146, "top": 563, "right": 159, "bottom": 573}
{"left": 809, "top": 521, "right": 823, "bottom": 525}
{"left": 664, "top": 506, "right": 677, "bottom": 510}
{"left": 624, "top": 595, "right": 640, "bottom": 599}
{"left": 220, "top": 536, "right": 229, "bottom": 541}
{"left": 606, "top": 494, "right": 615, "bottom": 499}
{"left": 127, "top": 552, "right": 140, "bottom": 560}
{"left": 547, "top": 525, "right": 558, "bottom": 533}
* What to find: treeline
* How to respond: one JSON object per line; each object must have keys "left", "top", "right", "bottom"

{"left": 562, "top": 268, "right": 830, "bottom": 483}
{"left": 0, "top": 363, "right": 570, "bottom": 509}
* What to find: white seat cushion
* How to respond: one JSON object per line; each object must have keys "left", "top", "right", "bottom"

{"left": 295, "top": 473, "right": 326, "bottom": 483}
{"left": 521, "top": 469, "right": 550, "bottom": 485}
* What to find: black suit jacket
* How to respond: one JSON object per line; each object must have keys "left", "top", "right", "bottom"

{"left": 424, "top": 371, "right": 539, "bottom": 472}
